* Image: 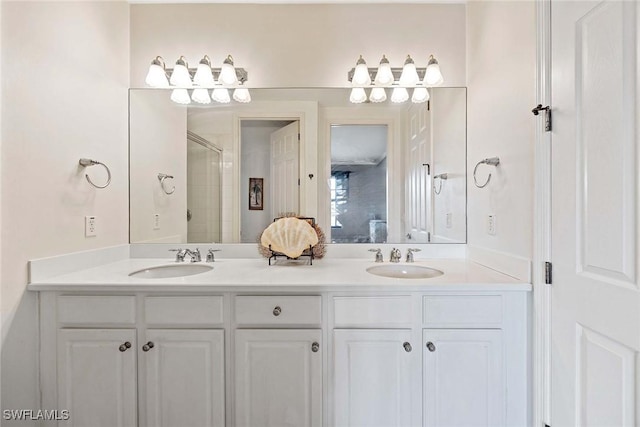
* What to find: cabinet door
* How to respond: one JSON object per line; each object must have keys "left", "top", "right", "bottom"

{"left": 423, "top": 329, "right": 503, "bottom": 427}
{"left": 333, "top": 329, "right": 419, "bottom": 427}
{"left": 235, "top": 329, "right": 322, "bottom": 427}
{"left": 142, "top": 329, "right": 225, "bottom": 427}
{"left": 57, "top": 329, "right": 137, "bottom": 427}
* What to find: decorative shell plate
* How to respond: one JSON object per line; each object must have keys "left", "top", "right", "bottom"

{"left": 260, "top": 217, "right": 319, "bottom": 258}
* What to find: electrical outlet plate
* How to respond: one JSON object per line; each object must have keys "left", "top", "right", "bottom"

{"left": 85, "top": 216, "right": 97, "bottom": 237}
{"left": 487, "top": 214, "right": 496, "bottom": 235}
{"left": 153, "top": 213, "right": 160, "bottom": 230}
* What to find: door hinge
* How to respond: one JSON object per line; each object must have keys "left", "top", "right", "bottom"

{"left": 298, "top": 133, "right": 301, "bottom": 140}
{"left": 545, "top": 261, "right": 552, "bottom": 285}
{"left": 532, "top": 104, "right": 552, "bottom": 132}
{"left": 298, "top": 178, "right": 300, "bottom": 185}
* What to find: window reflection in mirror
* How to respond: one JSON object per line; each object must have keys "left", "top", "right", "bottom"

{"left": 330, "top": 125, "right": 388, "bottom": 243}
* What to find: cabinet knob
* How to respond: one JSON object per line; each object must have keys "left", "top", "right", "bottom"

{"left": 118, "top": 341, "right": 131, "bottom": 352}
{"left": 142, "top": 341, "right": 155, "bottom": 352}
{"left": 311, "top": 342, "right": 320, "bottom": 353}
{"left": 403, "top": 342, "right": 412, "bottom": 352}
{"left": 426, "top": 341, "right": 436, "bottom": 352}
{"left": 273, "top": 306, "right": 282, "bottom": 316}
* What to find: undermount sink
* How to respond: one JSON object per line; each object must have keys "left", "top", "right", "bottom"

{"left": 128, "top": 263, "right": 213, "bottom": 279}
{"left": 366, "top": 264, "right": 444, "bottom": 279}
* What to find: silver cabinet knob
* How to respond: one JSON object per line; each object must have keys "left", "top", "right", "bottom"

{"left": 142, "top": 341, "right": 155, "bottom": 352}
{"left": 311, "top": 342, "right": 320, "bottom": 353}
{"left": 273, "top": 306, "right": 282, "bottom": 316}
{"left": 118, "top": 341, "right": 131, "bottom": 352}
{"left": 403, "top": 342, "right": 412, "bottom": 352}
{"left": 426, "top": 341, "right": 436, "bottom": 352}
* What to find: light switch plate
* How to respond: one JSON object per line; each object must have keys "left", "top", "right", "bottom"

{"left": 85, "top": 216, "right": 97, "bottom": 237}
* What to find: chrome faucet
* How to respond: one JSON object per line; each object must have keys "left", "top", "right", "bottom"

{"left": 406, "top": 248, "right": 421, "bottom": 263}
{"left": 169, "top": 248, "right": 187, "bottom": 262}
{"left": 368, "top": 248, "right": 383, "bottom": 263}
{"left": 206, "top": 249, "right": 221, "bottom": 262}
{"left": 184, "top": 248, "right": 202, "bottom": 262}
{"left": 390, "top": 248, "right": 401, "bottom": 263}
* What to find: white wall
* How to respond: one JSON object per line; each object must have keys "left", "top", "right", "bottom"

{"left": 466, "top": 1, "right": 536, "bottom": 276}
{"left": 1, "top": 1, "right": 130, "bottom": 420}
{"left": 130, "top": 3, "right": 466, "bottom": 88}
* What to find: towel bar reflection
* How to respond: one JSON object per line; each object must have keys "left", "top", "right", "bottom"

{"left": 79, "top": 158, "right": 111, "bottom": 189}
{"left": 158, "top": 173, "right": 175, "bottom": 195}
{"left": 433, "top": 173, "right": 448, "bottom": 195}
{"left": 473, "top": 157, "right": 500, "bottom": 188}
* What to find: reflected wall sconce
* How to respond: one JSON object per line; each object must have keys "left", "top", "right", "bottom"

{"left": 347, "top": 54, "right": 444, "bottom": 104}
{"left": 145, "top": 54, "right": 250, "bottom": 105}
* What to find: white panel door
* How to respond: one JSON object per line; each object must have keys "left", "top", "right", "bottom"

{"left": 57, "top": 329, "right": 137, "bottom": 427}
{"left": 406, "top": 103, "right": 431, "bottom": 242}
{"left": 333, "top": 329, "right": 419, "bottom": 427}
{"left": 551, "top": 1, "right": 639, "bottom": 426}
{"left": 271, "top": 121, "right": 300, "bottom": 218}
{"left": 235, "top": 329, "right": 322, "bottom": 427}
{"left": 142, "top": 329, "right": 225, "bottom": 427}
{"left": 422, "top": 329, "right": 503, "bottom": 427}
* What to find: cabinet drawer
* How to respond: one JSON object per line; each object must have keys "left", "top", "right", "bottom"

{"left": 144, "top": 296, "right": 224, "bottom": 325}
{"left": 57, "top": 296, "right": 136, "bottom": 326}
{"left": 333, "top": 296, "right": 412, "bottom": 327}
{"left": 422, "top": 295, "right": 503, "bottom": 327}
{"left": 235, "top": 296, "right": 321, "bottom": 326}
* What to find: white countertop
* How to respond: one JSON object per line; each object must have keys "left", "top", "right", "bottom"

{"left": 28, "top": 257, "right": 532, "bottom": 292}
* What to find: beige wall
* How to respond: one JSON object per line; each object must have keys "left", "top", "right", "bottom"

{"left": 130, "top": 3, "right": 467, "bottom": 88}
{"left": 466, "top": 1, "right": 536, "bottom": 263}
{"left": 1, "top": 1, "right": 130, "bottom": 419}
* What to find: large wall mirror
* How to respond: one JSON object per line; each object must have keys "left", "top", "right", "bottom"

{"left": 129, "top": 87, "right": 466, "bottom": 244}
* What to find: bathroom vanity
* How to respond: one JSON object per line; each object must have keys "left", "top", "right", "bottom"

{"left": 29, "top": 249, "right": 531, "bottom": 427}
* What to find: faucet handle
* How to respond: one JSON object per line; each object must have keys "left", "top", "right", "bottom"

{"left": 407, "top": 248, "right": 421, "bottom": 253}
{"left": 169, "top": 248, "right": 185, "bottom": 262}
{"left": 406, "top": 248, "right": 421, "bottom": 263}
{"left": 206, "top": 249, "right": 221, "bottom": 263}
{"left": 191, "top": 248, "right": 202, "bottom": 262}
{"left": 368, "top": 248, "right": 383, "bottom": 263}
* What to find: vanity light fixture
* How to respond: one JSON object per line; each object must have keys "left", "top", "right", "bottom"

{"left": 170, "top": 56, "right": 192, "bottom": 87}
{"left": 212, "top": 87, "right": 231, "bottom": 104}
{"left": 145, "top": 56, "right": 169, "bottom": 87}
{"left": 347, "top": 53, "right": 444, "bottom": 104}
{"left": 170, "top": 88, "right": 191, "bottom": 105}
{"left": 233, "top": 85, "right": 251, "bottom": 103}
{"left": 219, "top": 55, "right": 238, "bottom": 85}
{"left": 191, "top": 88, "right": 212, "bottom": 104}
{"left": 193, "top": 55, "right": 215, "bottom": 86}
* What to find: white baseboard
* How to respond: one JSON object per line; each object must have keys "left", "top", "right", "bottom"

{"left": 467, "top": 245, "right": 532, "bottom": 282}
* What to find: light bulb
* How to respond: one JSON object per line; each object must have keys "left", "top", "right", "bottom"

{"left": 369, "top": 87, "right": 387, "bottom": 103}
{"left": 233, "top": 87, "right": 251, "bottom": 103}
{"left": 145, "top": 56, "right": 169, "bottom": 87}
{"left": 411, "top": 87, "right": 430, "bottom": 103}
{"left": 170, "top": 89, "right": 191, "bottom": 105}
{"left": 424, "top": 55, "right": 444, "bottom": 86}
{"left": 351, "top": 55, "right": 371, "bottom": 86}
{"left": 219, "top": 55, "right": 238, "bottom": 85}
{"left": 191, "top": 88, "right": 211, "bottom": 104}
{"left": 374, "top": 55, "right": 394, "bottom": 86}
{"left": 212, "top": 88, "right": 231, "bottom": 103}
{"left": 169, "top": 56, "right": 192, "bottom": 87}
{"left": 193, "top": 55, "right": 215, "bottom": 86}
{"left": 391, "top": 87, "right": 409, "bottom": 103}
{"left": 399, "top": 55, "right": 419, "bottom": 86}
{"left": 349, "top": 87, "right": 367, "bottom": 104}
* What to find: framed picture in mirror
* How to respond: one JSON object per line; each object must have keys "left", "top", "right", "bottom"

{"left": 249, "top": 178, "right": 264, "bottom": 210}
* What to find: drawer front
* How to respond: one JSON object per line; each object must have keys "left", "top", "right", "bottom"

{"left": 57, "top": 296, "right": 136, "bottom": 326}
{"left": 333, "top": 296, "right": 412, "bottom": 327}
{"left": 423, "top": 295, "right": 503, "bottom": 327}
{"left": 235, "top": 296, "right": 322, "bottom": 326}
{"left": 145, "top": 296, "right": 224, "bottom": 325}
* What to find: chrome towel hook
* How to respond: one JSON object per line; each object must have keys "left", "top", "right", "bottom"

{"left": 158, "top": 173, "right": 175, "bottom": 195}
{"left": 473, "top": 157, "right": 500, "bottom": 188}
{"left": 433, "top": 173, "right": 448, "bottom": 195}
{"left": 79, "top": 158, "right": 111, "bottom": 189}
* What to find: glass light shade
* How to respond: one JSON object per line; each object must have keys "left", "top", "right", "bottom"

{"left": 233, "top": 87, "right": 251, "bottom": 103}
{"left": 411, "top": 87, "right": 430, "bottom": 103}
{"left": 349, "top": 87, "right": 367, "bottom": 104}
{"left": 374, "top": 55, "right": 394, "bottom": 86}
{"left": 212, "top": 88, "right": 231, "bottom": 103}
{"left": 169, "top": 56, "right": 192, "bottom": 87}
{"left": 145, "top": 57, "right": 169, "bottom": 87}
{"left": 170, "top": 88, "right": 191, "bottom": 105}
{"left": 424, "top": 55, "right": 444, "bottom": 86}
{"left": 369, "top": 87, "right": 387, "bottom": 103}
{"left": 352, "top": 55, "right": 371, "bottom": 86}
{"left": 191, "top": 88, "right": 212, "bottom": 104}
{"left": 391, "top": 87, "right": 409, "bottom": 103}
{"left": 193, "top": 56, "right": 215, "bottom": 86}
{"left": 399, "top": 55, "right": 419, "bottom": 86}
{"left": 219, "top": 55, "right": 238, "bottom": 85}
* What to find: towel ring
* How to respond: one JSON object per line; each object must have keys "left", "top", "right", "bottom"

{"left": 433, "top": 173, "right": 448, "bottom": 195}
{"left": 79, "top": 158, "right": 111, "bottom": 189}
{"left": 158, "top": 173, "right": 175, "bottom": 195}
{"left": 473, "top": 157, "right": 500, "bottom": 188}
